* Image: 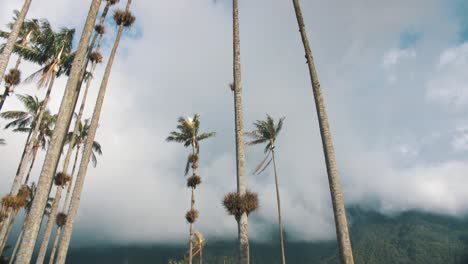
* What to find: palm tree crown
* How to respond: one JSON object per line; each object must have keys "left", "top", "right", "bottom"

{"left": 66, "top": 118, "right": 102, "bottom": 167}
{"left": 0, "top": 94, "right": 43, "bottom": 130}
{"left": 166, "top": 114, "right": 216, "bottom": 151}
{"left": 14, "top": 21, "right": 75, "bottom": 87}
{"left": 246, "top": 115, "right": 285, "bottom": 174}
{"left": 0, "top": 11, "right": 41, "bottom": 51}
{"left": 246, "top": 115, "right": 285, "bottom": 151}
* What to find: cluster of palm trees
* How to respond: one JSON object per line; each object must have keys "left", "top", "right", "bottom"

{"left": 0, "top": 0, "right": 135, "bottom": 263}
{"left": 168, "top": 1, "right": 355, "bottom": 264}
{"left": 1, "top": 0, "right": 355, "bottom": 264}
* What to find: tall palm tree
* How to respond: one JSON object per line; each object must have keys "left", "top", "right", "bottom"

{"left": 0, "top": 94, "right": 43, "bottom": 255}
{"left": 167, "top": 114, "right": 215, "bottom": 264}
{"left": 290, "top": 1, "right": 354, "bottom": 263}
{"left": 36, "top": 5, "right": 112, "bottom": 260}
{"left": 0, "top": 13, "right": 41, "bottom": 111}
{"left": 18, "top": 110, "right": 56, "bottom": 184}
{"left": 8, "top": 22, "right": 75, "bottom": 197}
{"left": 54, "top": 2, "right": 134, "bottom": 263}
{"left": 230, "top": 0, "right": 250, "bottom": 262}
{"left": 0, "top": 111, "right": 54, "bottom": 254}
{"left": 15, "top": 1, "right": 103, "bottom": 262}
{"left": 0, "top": 0, "right": 33, "bottom": 86}
{"left": 0, "top": 94, "right": 42, "bottom": 163}
{"left": 246, "top": 115, "right": 286, "bottom": 264}
{"left": 7, "top": 183, "right": 52, "bottom": 264}
{"left": 0, "top": 25, "right": 75, "bottom": 254}
{"left": 36, "top": 118, "right": 102, "bottom": 264}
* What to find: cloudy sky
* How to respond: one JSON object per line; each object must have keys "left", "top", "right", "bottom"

{"left": 1, "top": 0, "right": 468, "bottom": 246}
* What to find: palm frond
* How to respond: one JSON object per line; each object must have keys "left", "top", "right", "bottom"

{"left": 256, "top": 157, "right": 273, "bottom": 175}
{"left": 92, "top": 141, "right": 102, "bottom": 155}
{"left": 253, "top": 150, "right": 271, "bottom": 175}
{"left": 197, "top": 132, "right": 215, "bottom": 141}
{"left": 184, "top": 155, "right": 191, "bottom": 176}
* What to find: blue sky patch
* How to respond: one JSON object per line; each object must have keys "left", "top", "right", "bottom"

{"left": 398, "top": 30, "right": 422, "bottom": 49}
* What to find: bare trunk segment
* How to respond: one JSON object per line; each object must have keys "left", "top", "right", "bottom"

{"left": 232, "top": 0, "right": 249, "bottom": 263}
{"left": 291, "top": 1, "right": 354, "bottom": 263}
{"left": 271, "top": 149, "right": 286, "bottom": 264}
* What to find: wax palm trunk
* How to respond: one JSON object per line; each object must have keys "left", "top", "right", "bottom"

{"left": 35, "top": 146, "right": 79, "bottom": 264}
{"left": 271, "top": 148, "right": 286, "bottom": 264}
{"left": 291, "top": 1, "right": 354, "bottom": 263}
{"left": 0, "top": 75, "right": 56, "bottom": 255}
{"left": 55, "top": 2, "right": 133, "bottom": 263}
{"left": 187, "top": 141, "right": 197, "bottom": 264}
{"left": 232, "top": 0, "right": 250, "bottom": 262}
{"left": 0, "top": 0, "right": 32, "bottom": 86}
{"left": 15, "top": 1, "right": 102, "bottom": 262}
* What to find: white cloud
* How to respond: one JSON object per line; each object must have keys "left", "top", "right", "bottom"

{"left": 451, "top": 125, "right": 468, "bottom": 152}
{"left": 383, "top": 48, "right": 417, "bottom": 68}
{"left": 427, "top": 42, "right": 468, "bottom": 109}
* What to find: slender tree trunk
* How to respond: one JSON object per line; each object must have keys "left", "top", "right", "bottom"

{"left": 35, "top": 145, "right": 79, "bottom": 264}
{"left": 16, "top": 129, "right": 33, "bottom": 176}
{"left": 55, "top": 2, "right": 130, "bottom": 263}
{"left": 0, "top": 209, "right": 20, "bottom": 255}
{"left": 271, "top": 148, "right": 286, "bottom": 264}
{"left": 0, "top": 86, "right": 10, "bottom": 111}
{"left": 189, "top": 187, "right": 194, "bottom": 264}
{"left": 290, "top": 1, "right": 354, "bottom": 263}
{"left": 62, "top": 147, "right": 80, "bottom": 211}
{"left": 8, "top": 215, "right": 27, "bottom": 264}
{"left": 34, "top": 188, "right": 62, "bottom": 264}
{"left": 199, "top": 247, "right": 202, "bottom": 264}
{"left": 24, "top": 145, "right": 39, "bottom": 185}
{"left": 232, "top": 0, "right": 249, "bottom": 263}
{"left": 0, "top": 75, "right": 56, "bottom": 254}
{"left": 14, "top": 1, "right": 102, "bottom": 262}
{"left": 0, "top": 0, "right": 32, "bottom": 86}
{"left": 47, "top": 226, "right": 61, "bottom": 264}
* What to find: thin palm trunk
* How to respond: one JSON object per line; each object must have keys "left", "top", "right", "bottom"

{"left": 200, "top": 247, "right": 202, "bottom": 264}
{"left": 8, "top": 215, "right": 27, "bottom": 264}
{"left": 62, "top": 147, "right": 80, "bottom": 212}
{"left": 291, "top": 1, "right": 354, "bottom": 263}
{"left": 0, "top": 74, "right": 56, "bottom": 254}
{"left": 35, "top": 145, "right": 79, "bottom": 264}
{"left": 15, "top": 1, "right": 102, "bottom": 262}
{"left": 17, "top": 129, "right": 33, "bottom": 176}
{"left": 24, "top": 145, "right": 39, "bottom": 184}
{"left": 0, "top": 213, "right": 15, "bottom": 253}
{"left": 55, "top": 2, "right": 131, "bottom": 263}
{"left": 232, "top": 0, "right": 249, "bottom": 263}
{"left": 0, "top": 0, "right": 32, "bottom": 86}
{"left": 47, "top": 226, "right": 61, "bottom": 264}
{"left": 0, "top": 87, "right": 10, "bottom": 111}
{"left": 271, "top": 149, "right": 286, "bottom": 264}
{"left": 189, "top": 187, "right": 194, "bottom": 264}
{"left": 0, "top": 56, "right": 23, "bottom": 111}
{"left": 188, "top": 141, "right": 197, "bottom": 264}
